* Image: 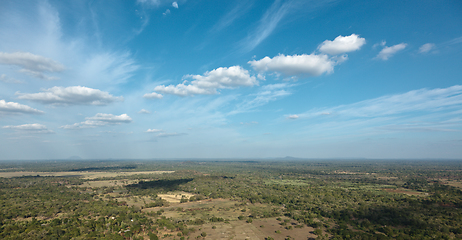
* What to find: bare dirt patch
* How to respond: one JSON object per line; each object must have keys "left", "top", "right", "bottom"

{"left": 158, "top": 192, "right": 195, "bottom": 203}
{"left": 155, "top": 217, "right": 321, "bottom": 240}
{"left": 143, "top": 199, "right": 323, "bottom": 239}
{"left": 252, "top": 218, "right": 319, "bottom": 240}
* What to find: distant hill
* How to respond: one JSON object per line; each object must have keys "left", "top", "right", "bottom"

{"left": 68, "top": 156, "right": 82, "bottom": 160}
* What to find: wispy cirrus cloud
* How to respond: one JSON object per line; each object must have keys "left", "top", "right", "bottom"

{"left": 137, "top": 0, "right": 161, "bottom": 7}
{"left": 157, "top": 132, "right": 186, "bottom": 138}
{"left": 229, "top": 83, "right": 293, "bottom": 115}
{"left": 444, "top": 36, "right": 462, "bottom": 45}
{"left": 238, "top": 0, "right": 293, "bottom": 52}
{"left": 0, "top": 74, "right": 22, "bottom": 84}
{"left": 298, "top": 85, "right": 462, "bottom": 119}
{"left": 16, "top": 86, "right": 123, "bottom": 106}
{"left": 209, "top": 1, "right": 253, "bottom": 33}
{"left": 0, "top": 99, "right": 43, "bottom": 115}
{"left": 289, "top": 85, "right": 462, "bottom": 135}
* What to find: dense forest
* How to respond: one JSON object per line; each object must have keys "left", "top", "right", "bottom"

{"left": 1, "top": 159, "right": 461, "bottom": 239}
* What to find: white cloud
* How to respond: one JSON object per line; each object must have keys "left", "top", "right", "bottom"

{"left": 79, "top": 52, "right": 139, "bottom": 86}
{"left": 239, "top": 0, "right": 292, "bottom": 52}
{"left": 172, "top": 2, "right": 178, "bottom": 8}
{"left": 0, "top": 74, "right": 22, "bottom": 84}
{"left": 287, "top": 114, "right": 299, "bottom": 119}
{"left": 373, "top": 40, "right": 386, "bottom": 49}
{"left": 157, "top": 132, "right": 186, "bottom": 137}
{"left": 419, "top": 43, "right": 435, "bottom": 53}
{"left": 376, "top": 43, "right": 407, "bottom": 60}
{"left": 444, "top": 36, "right": 462, "bottom": 45}
{"left": 229, "top": 83, "right": 292, "bottom": 115}
{"left": 152, "top": 66, "right": 258, "bottom": 96}
{"left": 299, "top": 85, "right": 462, "bottom": 119}
{"left": 0, "top": 52, "right": 65, "bottom": 80}
{"left": 209, "top": 2, "right": 252, "bottom": 33}
{"left": 19, "top": 69, "right": 60, "bottom": 80}
{"left": 87, "top": 113, "right": 132, "bottom": 123}
{"left": 3, "top": 123, "right": 53, "bottom": 133}
{"left": 318, "top": 34, "right": 366, "bottom": 55}
{"left": 146, "top": 128, "right": 162, "bottom": 133}
{"left": 16, "top": 86, "right": 123, "bottom": 105}
{"left": 143, "top": 92, "right": 163, "bottom": 99}
{"left": 163, "top": 9, "right": 171, "bottom": 16}
{"left": 0, "top": 99, "right": 43, "bottom": 114}
{"left": 60, "top": 113, "right": 132, "bottom": 129}
{"left": 138, "top": 109, "right": 151, "bottom": 114}
{"left": 249, "top": 54, "right": 336, "bottom": 77}
{"left": 137, "top": 0, "right": 161, "bottom": 7}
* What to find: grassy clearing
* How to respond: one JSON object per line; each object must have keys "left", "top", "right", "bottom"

{"left": 383, "top": 188, "right": 430, "bottom": 196}
{"left": 79, "top": 179, "right": 138, "bottom": 188}
{"left": 438, "top": 179, "right": 462, "bottom": 189}
{"left": 265, "top": 179, "right": 310, "bottom": 186}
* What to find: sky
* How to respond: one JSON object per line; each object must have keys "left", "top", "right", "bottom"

{"left": 1, "top": 0, "right": 462, "bottom": 160}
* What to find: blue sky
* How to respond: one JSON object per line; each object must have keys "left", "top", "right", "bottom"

{"left": 1, "top": 0, "right": 462, "bottom": 160}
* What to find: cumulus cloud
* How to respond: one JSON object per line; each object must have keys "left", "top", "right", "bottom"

{"left": 143, "top": 92, "right": 163, "bottom": 99}
{"left": 0, "top": 99, "right": 43, "bottom": 114}
{"left": 16, "top": 86, "right": 123, "bottom": 105}
{"left": 318, "top": 34, "right": 366, "bottom": 55}
{"left": 0, "top": 52, "right": 65, "bottom": 80}
{"left": 138, "top": 109, "right": 151, "bottom": 114}
{"left": 60, "top": 113, "right": 132, "bottom": 129}
{"left": 146, "top": 128, "right": 162, "bottom": 133}
{"left": 163, "top": 9, "right": 171, "bottom": 16}
{"left": 3, "top": 123, "right": 53, "bottom": 133}
{"left": 172, "top": 2, "right": 178, "bottom": 8}
{"left": 287, "top": 114, "right": 299, "bottom": 119}
{"left": 419, "top": 43, "right": 435, "bottom": 53}
{"left": 150, "top": 66, "right": 258, "bottom": 97}
{"left": 376, "top": 43, "right": 407, "bottom": 60}
{"left": 249, "top": 54, "right": 337, "bottom": 77}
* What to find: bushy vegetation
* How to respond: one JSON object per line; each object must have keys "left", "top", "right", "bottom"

{"left": 0, "top": 159, "right": 461, "bottom": 239}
